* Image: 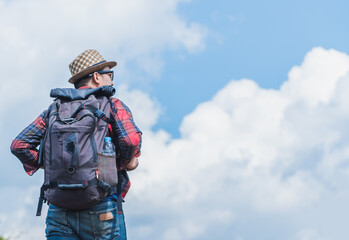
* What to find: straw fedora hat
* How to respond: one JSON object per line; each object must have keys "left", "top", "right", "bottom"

{"left": 68, "top": 49, "right": 117, "bottom": 84}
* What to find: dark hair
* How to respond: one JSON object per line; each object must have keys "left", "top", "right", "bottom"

{"left": 74, "top": 75, "right": 92, "bottom": 89}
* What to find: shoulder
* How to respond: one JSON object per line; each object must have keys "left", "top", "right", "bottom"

{"left": 110, "top": 97, "right": 122, "bottom": 106}
{"left": 110, "top": 97, "right": 132, "bottom": 112}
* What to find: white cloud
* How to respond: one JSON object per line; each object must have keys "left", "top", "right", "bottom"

{"left": 0, "top": 0, "right": 207, "bottom": 162}
{"left": 3, "top": 43, "right": 349, "bottom": 238}
{"left": 0, "top": 0, "right": 207, "bottom": 120}
{"left": 294, "top": 229, "right": 330, "bottom": 240}
{"left": 0, "top": 184, "right": 47, "bottom": 239}
{"left": 3, "top": 1, "right": 349, "bottom": 239}
{"left": 0, "top": 0, "right": 206, "bottom": 238}
{"left": 282, "top": 48, "right": 349, "bottom": 107}
{"left": 117, "top": 83, "right": 162, "bottom": 131}
{"left": 124, "top": 47, "right": 349, "bottom": 239}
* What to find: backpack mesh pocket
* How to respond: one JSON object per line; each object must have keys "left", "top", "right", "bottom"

{"left": 97, "top": 153, "right": 118, "bottom": 186}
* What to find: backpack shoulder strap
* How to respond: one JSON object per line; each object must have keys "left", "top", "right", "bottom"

{"left": 85, "top": 104, "right": 115, "bottom": 124}
{"left": 43, "top": 101, "right": 59, "bottom": 125}
{"left": 107, "top": 98, "right": 118, "bottom": 132}
{"left": 38, "top": 100, "right": 58, "bottom": 167}
{"left": 36, "top": 100, "right": 59, "bottom": 216}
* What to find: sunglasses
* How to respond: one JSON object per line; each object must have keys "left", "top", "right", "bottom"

{"left": 88, "top": 70, "right": 114, "bottom": 81}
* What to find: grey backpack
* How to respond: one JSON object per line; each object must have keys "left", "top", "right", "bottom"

{"left": 36, "top": 86, "right": 118, "bottom": 216}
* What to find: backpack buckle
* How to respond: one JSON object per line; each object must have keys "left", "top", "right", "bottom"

{"left": 67, "top": 167, "right": 76, "bottom": 174}
{"left": 61, "top": 118, "right": 77, "bottom": 124}
{"left": 97, "top": 180, "right": 112, "bottom": 193}
{"left": 94, "top": 110, "right": 107, "bottom": 120}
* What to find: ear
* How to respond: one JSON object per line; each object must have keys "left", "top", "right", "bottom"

{"left": 91, "top": 72, "right": 101, "bottom": 86}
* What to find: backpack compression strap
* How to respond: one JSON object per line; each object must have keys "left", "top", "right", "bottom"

{"left": 35, "top": 179, "right": 117, "bottom": 216}
{"left": 88, "top": 106, "right": 115, "bottom": 124}
{"left": 69, "top": 104, "right": 115, "bottom": 124}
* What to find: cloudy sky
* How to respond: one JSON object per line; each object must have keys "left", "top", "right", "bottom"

{"left": 1, "top": 0, "right": 349, "bottom": 239}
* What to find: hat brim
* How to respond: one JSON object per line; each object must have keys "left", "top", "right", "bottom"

{"left": 69, "top": 61, "right": 117, "bottom": 84}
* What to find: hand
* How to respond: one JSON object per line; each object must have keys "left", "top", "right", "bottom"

{"left": 126, "top": 157, "right": 139, "bottom": 171}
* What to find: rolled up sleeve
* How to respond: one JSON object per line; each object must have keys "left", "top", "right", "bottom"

{"left": 110, "top": 98, "right": 142, "bottom": 169}
{"left": 10, "top": 111, "right": 46, "bottom": 176}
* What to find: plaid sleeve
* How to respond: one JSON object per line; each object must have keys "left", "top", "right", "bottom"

{"left": 10, "top": 111, "right": 47, "bottom": 176}
{"left": 110, "top": 98, "right": 142, "bottom": 170}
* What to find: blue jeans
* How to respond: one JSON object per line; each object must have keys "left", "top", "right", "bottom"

{"left": 117, "top": 212, "right": 127, "bottom": 240}
{"left": 46, "top": 200, "right": 120, "bottom": 240}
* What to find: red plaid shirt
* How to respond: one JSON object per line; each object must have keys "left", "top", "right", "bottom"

{"left": 10, "top": 97, "right": 142, "bottom": 198}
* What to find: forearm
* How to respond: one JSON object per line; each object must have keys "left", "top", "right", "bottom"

{"left": 111, "top": 98, "right": 142, "bottom": 169}
{"left": 11, "top": 139, "right": 40, "bottom": 175}
{"left": 116, "top": 129, "right": 142, "bottom": 169}
{"left": 118, "top": 130, "right": 141, "bottom": 156}
{"left": 10, "top": 112, "right": 46, "bottom": 175}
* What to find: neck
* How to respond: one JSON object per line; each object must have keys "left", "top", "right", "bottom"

{"left": 78, "top": 82, "right": 98, "bottom": 89}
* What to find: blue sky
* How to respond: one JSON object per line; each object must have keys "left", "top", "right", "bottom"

{"left": 150, "top": 0, "right": 349, "bottom": 136}
{"left": 2, "top": 0, "right": 349, "bottom": 239}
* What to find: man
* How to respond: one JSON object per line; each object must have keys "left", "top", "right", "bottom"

{"left": 11, "top": 49, "right": 142, "bottom": 240}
